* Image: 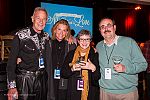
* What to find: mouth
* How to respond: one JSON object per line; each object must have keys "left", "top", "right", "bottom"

{"left": 82, "top": 44, "right": 88, "bottom": 47}
{"left": 104, "top": 30, "right": 111, "bottom": 34}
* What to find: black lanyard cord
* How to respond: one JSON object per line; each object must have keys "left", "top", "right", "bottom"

{"left": 104, "top": 44, "right": 115, "bottom": 65}
{"left": 38, "top": 34, "right": 43, "bottom": 57}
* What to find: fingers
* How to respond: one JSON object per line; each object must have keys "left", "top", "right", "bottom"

{"left": 113, "top": 64, "right": 126, "bottom": 72}
{"left": 72, "top": 64, "right": 81, "bottom": 71}
{"left": 17, "top": 58, "right": 22, "bottom": 64}
{"left": 87, "top": 59, "right": 91, "bottom": 63}
{"left": 8, "top": 94, "right": 12, "bottom": 100}
{"left": 7, "top": 88, "right": 18, "bottom": 100}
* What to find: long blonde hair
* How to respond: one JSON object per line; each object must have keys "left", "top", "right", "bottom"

{"left": 51, "top": 19, "right": 71, "bottom": 40}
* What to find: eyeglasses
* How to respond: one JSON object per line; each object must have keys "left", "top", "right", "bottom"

{"left": 79, "top": 38, "right": 91, "bottom": 42}
{"left": 99, "top": 24, "right": 114, "bottom": 30}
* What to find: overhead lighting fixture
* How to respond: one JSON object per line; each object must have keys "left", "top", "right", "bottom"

{"left": 135, "top": 6, "right": 141, "bottom": 10}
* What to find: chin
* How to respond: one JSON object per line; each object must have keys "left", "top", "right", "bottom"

{"left": 82, "top": 47, "right": 88, "bottom": 49}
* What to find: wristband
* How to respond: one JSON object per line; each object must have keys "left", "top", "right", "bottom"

{"left": 8, "top": 81, "right": 16, "bottom": 89}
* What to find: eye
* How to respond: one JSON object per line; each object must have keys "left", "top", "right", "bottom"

{"left": 100, "top": 25, "right": 105, "bottom": 30}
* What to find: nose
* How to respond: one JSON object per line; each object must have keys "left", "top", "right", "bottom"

{"left": 39, "top": 19, "right": 43, "bottom": 24}
{"left": 104, "top": 26, "right": 109, "bottom": 30}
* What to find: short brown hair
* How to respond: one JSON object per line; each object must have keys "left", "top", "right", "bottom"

{"left": 77, "top": 29, "right": 92, "bottom": 40}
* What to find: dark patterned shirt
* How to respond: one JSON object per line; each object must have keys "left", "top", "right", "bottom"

{"left": 7, "top": 26, "right": 49, "bottom": 82}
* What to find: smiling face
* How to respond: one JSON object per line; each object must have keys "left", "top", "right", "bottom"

{"left": 32, "top": 10, "right": 47, "bottom": 33}
{"left": 51, "top": 19, "right": 71, "bottom": 41}
{"left": 99, "top": 18, "right": 116, "bottom": 41}
{"left": 78, "top": 35, "right": 91, "bottom": 49}
{"left": 54, "top": 24, "right": 68, "bottom": 42}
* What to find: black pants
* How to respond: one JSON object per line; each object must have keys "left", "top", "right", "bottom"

{"left": 16, "top": 69, "right": 47, "bottom": 100}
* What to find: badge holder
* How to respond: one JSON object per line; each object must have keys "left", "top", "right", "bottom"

{"left": 39, "top": 57, "right": 45, "bottom": 69}
{"left": 76, "top": 56, "right": 85, "bottom": 90}
{"left": 77, "top": 77, "right": 84, "bottom": 90}
{"left": 105, "top": 68, "right": 111, "bottom": 79}
{"left": 54, "top": 67, "right": 60, "bottom": 79}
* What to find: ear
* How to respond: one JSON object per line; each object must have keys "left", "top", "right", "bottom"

{"left": 114, "top": 25, "right": 116, "bottom": 31}
{"left": 54, "top": 30, "right": 56, "bottom": 34}
{"left": 77, "top": 39, "right": 80, "bottom": 44}
{"left": 99, "top": 26, "right": 101, "bottom": 31}
{"left": 31, "top": 16, "right": 34, "bottom": 23}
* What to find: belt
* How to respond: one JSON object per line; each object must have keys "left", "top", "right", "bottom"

{"left": 17, "top": 68, "right": 45, "bottom": 76}
{"left": 26, "top": 70, "right": 44, "bottom": 76}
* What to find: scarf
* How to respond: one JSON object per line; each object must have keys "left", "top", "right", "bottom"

{"left": 71, "top": 46, "right": 90, "bottom": 100}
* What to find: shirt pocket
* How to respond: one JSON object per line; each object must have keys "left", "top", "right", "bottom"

{"left": 22, "top": 43, "right": 36, "bottom": 54}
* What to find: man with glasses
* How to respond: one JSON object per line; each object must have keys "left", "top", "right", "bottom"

{"left": 96, "top": 17, "right": 147, "bottom": 100}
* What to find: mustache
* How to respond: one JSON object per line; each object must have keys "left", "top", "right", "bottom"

{"left": 104, "top": 30, "right": 111, "bottom": 33}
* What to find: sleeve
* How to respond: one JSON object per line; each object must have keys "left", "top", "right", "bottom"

{"left": 125, "top": 39, "right": 148, "bottom": 74}
{"left": 69, "top": 43, "right": 76, "bottom": 51}
{"left": 44, "top": 40, "right": 55, "bottom": 100}
{"left": 6, "top": 35, "right": 20, "bottom": 83}
{"left": 61, "top": 51, "right": 74, "bottom": 79}
{"left": 90, "top": 52, "right": 101, "bottom": 81}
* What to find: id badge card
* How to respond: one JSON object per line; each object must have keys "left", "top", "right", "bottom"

{"left": 77, "top": 78, "right": 84, "bottom": 90}
{"left": 39, "top": 57, "right": 45, "bottom": 68}
{"left": 105, "top": 68, "right": 111, "bottom": 79}
{"left": 54, "top": 68, "right": 60, "bottom": 79}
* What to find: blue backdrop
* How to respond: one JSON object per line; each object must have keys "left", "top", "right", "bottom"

{"left": 41, "top": 2, "right": 93, "bottom": 37}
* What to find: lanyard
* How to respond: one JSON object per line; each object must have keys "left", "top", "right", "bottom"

{"left": 38, "top": 34, "right": 43, "bottom": 57}
{"left": 104, "top": 44, "right": 115, "bottom": 65}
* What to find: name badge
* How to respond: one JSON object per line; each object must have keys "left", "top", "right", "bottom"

{"left": 77, "top": 78, "right": 84, "bottom": 90}
{"left": 54, "top": 68, "right": 60, "bottom": 79}
{"left": 39, "top": 57, "right": 45, "bottom": 68}
{"left": 105, "top": 68, "right": 111, "bottom": 79}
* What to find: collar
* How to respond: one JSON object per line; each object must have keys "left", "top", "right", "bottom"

{"left": 53, "top": 39, "right": 66, "bottom": 44}
{"left": 30, "top": 26, "right": 44, "bottom": 36}
{"left": 103, "top": 35, "right": 119, "bottom": 47}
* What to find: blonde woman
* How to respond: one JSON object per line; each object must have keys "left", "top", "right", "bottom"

{"left": 47, "top": 19, "right": 76, "bottom": 100}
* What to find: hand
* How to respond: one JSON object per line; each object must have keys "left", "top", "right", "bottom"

{"left": 113, "top": 64, "right": 126, "bottom": 72}
{"left": 80, "top": 59, "right": 96, "bottom": 72}
{"left": 17, "top": 58, "right": 22, "bottom": 64}
{"left": 71, "top": 63, "right": 81, "bottom": 71}
{"left": 7, "top": 88, "right": 18, "bottom": 100}
{"left": 67, "top": 35, "right": 75, "bottom": 45}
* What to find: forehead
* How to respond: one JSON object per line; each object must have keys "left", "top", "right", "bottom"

{"left": 34, "top": 10, "right": 47, "bottom": 17}
{"left": 99, "top": 19, "right": 113, "bottom": 26}
{"left": 57, "top": 24, "right": 68, "bottom": 29}
{"left": 79, "top": 34, "right": 90, "bottom": 38}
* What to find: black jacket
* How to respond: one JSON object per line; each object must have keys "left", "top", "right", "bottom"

{"left": 46, "top": 39, "right": 76, "bottom": 100}
{"left": 61, "top": 48, "right": 100, "bottom": 100}
{"left": 7, "top": 26, "right": 49, "bottom": 82}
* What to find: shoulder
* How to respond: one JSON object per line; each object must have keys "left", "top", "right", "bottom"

{"left": 96, "top": 40, "right": 103, "bottom": 50}
{"left": 66, "top": 49, "right": 76, "bottom": 58}
{"left": 65, "top": 40, "right": 76, "bottom": 51}
{"left": 16, "top": 27, "right": 30, "bottom": 35}
{"left": 89, "top": 47, "right": 95, "bottom": 54}
{"left": 119, "top": 36, "right": 135, "bottom": 42}
{"left": 43, "top": 32, "right": 50, "bottom": 41}
{"left": 119, "top": 36, "right": 137, "bottom": 44}
{"left": 15, "top": 27, "right": 31, "bottom": 40}
{"left": 89, "top": 47, "right": 98, "bottom": 57}
{"left": 96, "top": 41, "right": 103, "bottom": 46}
